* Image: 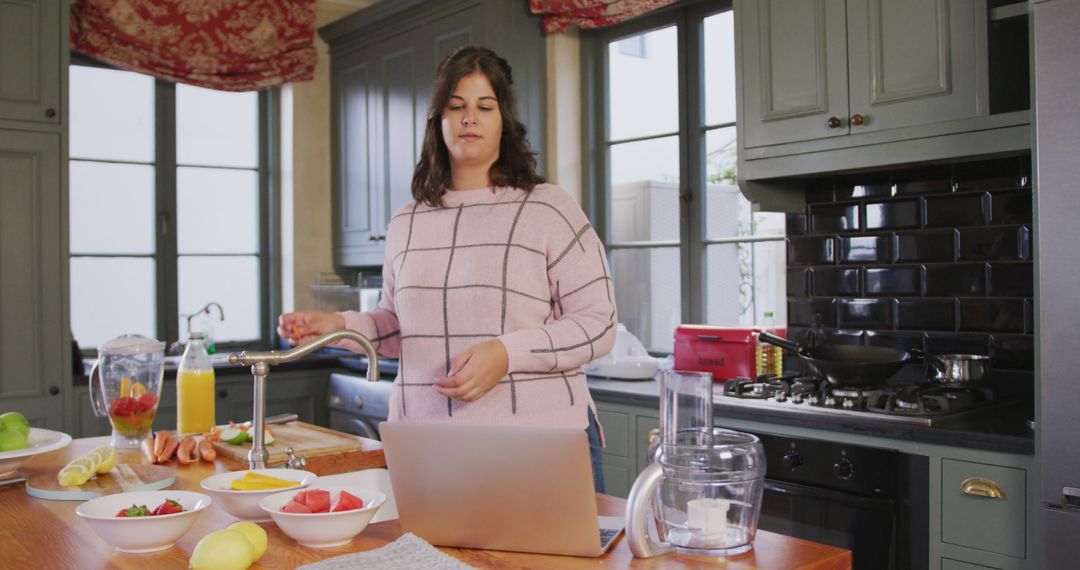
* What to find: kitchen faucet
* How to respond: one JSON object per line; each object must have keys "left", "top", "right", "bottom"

{"left": 228, "top": 329, "right": 380, "bottom": 469}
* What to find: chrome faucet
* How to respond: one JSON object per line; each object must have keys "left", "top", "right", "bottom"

{"left": 229, "top": 329, "right": 380, "bottom": 469}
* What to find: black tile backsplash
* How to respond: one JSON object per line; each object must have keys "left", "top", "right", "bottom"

{"left": 786, "top": 156, "right": 1034, "bottom": 380}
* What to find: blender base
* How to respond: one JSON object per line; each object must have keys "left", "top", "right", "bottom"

{"left": 674, "top": 543, "right": 753, "bottom": 557}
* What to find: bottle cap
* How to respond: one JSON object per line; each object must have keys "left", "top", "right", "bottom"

{"left": 763, "top": 311, "right": 774, "bottom": 318}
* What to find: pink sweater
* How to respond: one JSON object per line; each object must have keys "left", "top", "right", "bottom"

{"left": 338, "top": 184, "right": 617, "bottom": 430}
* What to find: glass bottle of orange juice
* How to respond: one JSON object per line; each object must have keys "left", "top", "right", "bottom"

{"left": 177, "top": 332, "right": 215, "bottom": 435}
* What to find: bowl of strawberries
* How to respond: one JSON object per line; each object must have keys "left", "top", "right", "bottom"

{"left": 259, "top": 485, "right": 385, "bottom": 548}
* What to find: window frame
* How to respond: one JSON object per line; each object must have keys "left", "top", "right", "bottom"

{"left": 69, "top": 54, "right": 281, "bottom": 354}
{"left": 581, "top": 0, "right": 785, "bottom": 350}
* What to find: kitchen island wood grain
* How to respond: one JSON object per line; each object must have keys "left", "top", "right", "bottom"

{"left": 0, "top": 437, "right": 850, "bottom": 569}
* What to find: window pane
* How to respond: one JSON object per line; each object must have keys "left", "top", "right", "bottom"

{"left": 69, "top": 66, "right": 154, "bottom": 162}
{"left": 608, "top": 26, "right": 678, "bottom": 140}
{"left": 704, "top": 11, "right": 736, "bottom": 125}
{"left": 611, "top": 247, "right": 680, "bottom": 351}
{"left": 71, "top": 257, "right": 157, "bottom": 349}
{"left": 177, "top": 167, "right": 259, "bottom": 254}
{"left": 177, "top": 85, "right": 258, "bottom": 168}
{"left": 179, "top": 256, "right": 260, "bottom": 342}
{"left": 70, "top": 161, "right": 156, "bottom": 255}
{"left": 706, "top": 241, "right": 786, "bottom": 326}
{"left": 610, "top": 136, "right": 680, "bottom": 244}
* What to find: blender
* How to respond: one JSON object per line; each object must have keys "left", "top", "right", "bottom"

{"left": 88, "top": 334, "right": 165, "bottom": 448}
{"left": 625, "top": 369, "right": 766, "bottom": 557}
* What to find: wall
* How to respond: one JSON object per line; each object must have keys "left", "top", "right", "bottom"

{"left": 283, "top": 1, "right": 376, "bottom": 313}
{"left": 785, "top": 155, "right": 1034, "bottom": 401}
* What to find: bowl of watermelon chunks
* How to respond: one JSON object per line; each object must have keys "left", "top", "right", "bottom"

{"left": 259, "top": 485, "right": 385, "bottom": 548}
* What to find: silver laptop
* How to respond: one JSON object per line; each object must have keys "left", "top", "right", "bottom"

{"left": 379, "top": 421, "right": 625, "bottom": 557}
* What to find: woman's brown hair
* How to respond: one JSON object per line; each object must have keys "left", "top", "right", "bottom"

{"left": 411, "top": 46, "right": 545, "bottom": 207}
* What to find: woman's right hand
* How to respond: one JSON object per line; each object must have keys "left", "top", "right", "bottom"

{"left": 277, "top": 311, "right": 346, "bottom": 346}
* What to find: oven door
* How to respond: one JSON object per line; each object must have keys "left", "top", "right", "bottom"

{"left": 760, "top": 479, "right": 897, "bottom": 570}
{"left": 329, "top": 409, "right": 381, "bottom": 440}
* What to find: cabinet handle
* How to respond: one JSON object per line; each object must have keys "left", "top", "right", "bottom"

{"left": 368, "top": 235, "right": 378, "bottom": 241}
{"left": 45, "top": 108, "right": 56, "bottom": 118}
{"left": 217, "top": 389, "right": 228, "bottom": 399}
{"left": 961, "top": 477, "right": 1005, "bottom": 499}
{"left": 647, "top": 428, "right": 660, "bottom": 446}
{"left": 376, "top": 235, "right": 386, "bottom": 242}
{"left": 49, "top": 386, "right": 60, "bottom": 396}
{"left": 826, "top": 116, "right": 842, "bottom": 129}
{"left": 354, "top": 396, "right": 365, "bottom": 409}
{"left": 850, "top": 113, "right": 865, "bottom": 126}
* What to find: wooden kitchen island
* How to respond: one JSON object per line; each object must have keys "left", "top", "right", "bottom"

{"left": 0, "top": 437, "right": 851, "bottom": 569}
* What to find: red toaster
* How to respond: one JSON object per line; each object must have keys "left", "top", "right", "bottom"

{"left": 673, "top": 325, "right": 786, "bottom": 381}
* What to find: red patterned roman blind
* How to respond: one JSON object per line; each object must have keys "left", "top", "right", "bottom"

{"left": 529, "top": 0, "right": 680, "bottom": 35}
{"left": 70, "top": 0, "right": 318, "bottom": 92}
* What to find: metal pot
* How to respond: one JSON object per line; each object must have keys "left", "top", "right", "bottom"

{"left": 923, "top": 353, "right": 991, "bottom": 385}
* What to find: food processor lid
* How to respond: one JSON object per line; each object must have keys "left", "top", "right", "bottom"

{"left": 98, "top": 334, "right": 166, "bottom": 356}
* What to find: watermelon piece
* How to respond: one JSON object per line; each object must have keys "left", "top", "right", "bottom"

{"left": 304, "top": 489, "right": 331, "bottom": 513}
{"left": 331, "top": 490, "right": 364, "bottom": 512}
{"left": 292, "top": 490, "right": 311, "bottom": 507}
{"left": 281, "top": 499, "right": 312, "bottom": 514}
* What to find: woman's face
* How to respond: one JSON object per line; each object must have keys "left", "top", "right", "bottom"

{"left": 441, "top": 70, "right": 503, "bottom": 177}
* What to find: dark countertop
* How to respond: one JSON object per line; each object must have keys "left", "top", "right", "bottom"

{"left": 73, "top": 353, "right": 348, "bottom": 386}
{"left": 587, "top": 376, "right": 1035, "bottom": 455}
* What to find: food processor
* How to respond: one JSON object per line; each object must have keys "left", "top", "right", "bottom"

{"left": 88, "top": 334, "right": 165, "bottom": 448}
{"left": 625, "top": 369, "right": 766, "bottom": 557}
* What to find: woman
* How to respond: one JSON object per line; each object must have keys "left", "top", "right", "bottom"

{"left": 279, "top": 46, "right": 616, "bottom": 491}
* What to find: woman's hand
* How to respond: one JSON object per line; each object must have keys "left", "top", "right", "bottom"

{"left": 277, "top": 311, "right": 346, "bottom": 346}
{"left": 433, "top": 340, "right": 509, "bottom": 401}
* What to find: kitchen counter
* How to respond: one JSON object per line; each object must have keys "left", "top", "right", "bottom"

{"left": 588, "top": 377, "right": 1035, "bottom": 455}
{"left": 0, "top": 437, "right": 852, "bottom": 569}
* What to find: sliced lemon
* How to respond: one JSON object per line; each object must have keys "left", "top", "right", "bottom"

{"left": 120, "top": 377, "right": 133, "bottom": 398}
{"left": 57, "top": 465, "right": 90, "bottom": 487}
{"left": 67, "top": 457, "right": 97, "bottom": 474}
{"left": 93, "top": 446, "right": 117, "bottom": 473}
{"left": 131, "top": 382, "right": 147, "bottom": 397}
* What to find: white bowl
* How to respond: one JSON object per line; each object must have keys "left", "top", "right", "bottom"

{"left": 259, "top": 486, "right": 385, "bottom": 548}
{"left": 75, "top": 490, "right": 211, "bottom": 553}
{"left": 200, "top": 468, "right": 317, "bottom": 522}
{"left": 0, "top": 427, "right": 72, "bottom": 478}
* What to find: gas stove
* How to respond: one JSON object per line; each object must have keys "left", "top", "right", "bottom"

{"left": 719, "top": 373, "right": 998, "bottom": 426}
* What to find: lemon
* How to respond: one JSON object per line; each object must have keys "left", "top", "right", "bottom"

{"left": 57, "top": 465, "right": 90, "bottom": 487}
{"left": 190, "top": 529, "right": 254, "bottom": 570}
{"left": 92, "top": 446, "right": 117, "bottom": 473}
{"left": 68, "top": 457, "right": 97, "bottom": 474}
{"left": 227, "top": 522, "right": 268, "bottom": 562}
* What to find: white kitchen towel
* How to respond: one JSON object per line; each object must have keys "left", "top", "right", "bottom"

{"left": 296, "top": 533, "right": 476, "bottom": 570}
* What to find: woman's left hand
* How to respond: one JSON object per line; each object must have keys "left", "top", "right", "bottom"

{"left": 433, "top": 340, "right": 509, "bottom": 401}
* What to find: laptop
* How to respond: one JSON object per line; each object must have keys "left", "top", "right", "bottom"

{"left": 379, "top": 421, "right": 625, "bottom": 557}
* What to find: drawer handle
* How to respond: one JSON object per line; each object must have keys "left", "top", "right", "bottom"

{"left": 961, "top": 477, "right": 1005, "bottom": 499}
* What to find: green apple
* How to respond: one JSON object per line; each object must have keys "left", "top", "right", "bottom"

{"left": 0, "top": 412, "right": 29, "bottom": 438}
{"left": 0, "top": 429, "right": 27, "bottom": 452}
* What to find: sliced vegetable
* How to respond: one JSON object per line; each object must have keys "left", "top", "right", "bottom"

{"left": 220, "top": 427, "right": 247, "bottom": 445}
{"left": 246, "top": 427, "right": 274, "bottom": 445}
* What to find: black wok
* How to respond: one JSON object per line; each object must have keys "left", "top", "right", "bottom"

{"left": 758, "top": 332, "right": 914, "bottom": 387}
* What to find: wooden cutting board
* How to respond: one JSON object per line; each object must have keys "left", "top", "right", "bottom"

{"left": 211, "top": 421, "right": 363, "bottom": 465}
{"left": 25, "top": 464, "right": 176, "bottom": 501}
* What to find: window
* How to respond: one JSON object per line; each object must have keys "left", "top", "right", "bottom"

{"left": 69, "top": 60, "right": 275, "bottom": 351}
{"left": 584, "top": 1, "right": 786, "bottom": 352}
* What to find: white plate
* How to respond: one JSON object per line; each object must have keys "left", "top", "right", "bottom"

{"left": 0, "top": 427, "right": 72, "bottom": 478}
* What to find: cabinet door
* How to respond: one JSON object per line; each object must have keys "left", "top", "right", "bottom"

{"left": 334, "top": 53, "right": 385, "bottom": 266}
{"left": 0, "top": 0, "right": 60, "bottom": 124}
{"left": 846, "top": 0, "right": 978, "bottom": 133}
{"left": 738, "top": 0, "right": 849, "bottom": 147}
{"left": 377, "top": 35, "right": 421, "bottom": 237}
{"left": 0, "top": 131, "right": 65, "bottom": 429}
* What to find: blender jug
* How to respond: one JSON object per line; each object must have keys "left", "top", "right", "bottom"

{"left": 88, "top": 334, "right": 165, "bottom": 448}
{"left": 626, "top": 369, "right": 766, "bottom": 558}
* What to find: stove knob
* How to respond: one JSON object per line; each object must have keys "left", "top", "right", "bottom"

{"left": 833, "top": 458, "right": 854, "bottom": 480}
{"left": 792, "top": 394, "right": 805, "bottom": 404}
{"left": 842, "top": 399, "right": 856, "bottom": 409}
{"left": 775, "top": 392, "right": 788, "bottom": 403}
{"left": 824, "top": 397, "right": 837, "bottom": 407}
{"left": 808, "top": 395, "right": 820, "bottom": 405}
{"left": 783, "top": 451, "right": 804, "bottom": 471}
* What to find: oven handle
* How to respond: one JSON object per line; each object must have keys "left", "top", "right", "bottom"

{"left": 342, "top": 417, "right": 379, "bottom": 440}
{"left": 764, "top": 479, "right": 895, "bottom": 512}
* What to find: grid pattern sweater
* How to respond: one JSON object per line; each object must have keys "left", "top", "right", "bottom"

{"left": 338, "top": 184, "right": 617, "bottom": 430}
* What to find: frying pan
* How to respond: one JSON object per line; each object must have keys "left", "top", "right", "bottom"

{"left": 758, "top": 332, "right": 914, "bottom": 387}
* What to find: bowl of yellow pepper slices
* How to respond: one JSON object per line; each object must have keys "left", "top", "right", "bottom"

{"left": 199, "top": 469, "right": 317, "bottom": 522}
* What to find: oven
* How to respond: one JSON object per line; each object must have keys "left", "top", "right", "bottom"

{"left": 753, "top": 431, "right": 928, "bottom": 570}
{"left": 328, "top": 372, "right": 394, "bottom": 441}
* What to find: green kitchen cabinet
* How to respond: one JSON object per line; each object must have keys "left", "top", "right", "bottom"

{"left": 0, "top": 0, "right": 62, "bottom": 127}
{"left": 73, "top": 370, "right": 333, "bottom": 438}
{"left": 320, "top": 0, "right": 546, "bottom": 268}
{"left": 734, "top": 0, "right": 1031, "bottom": 188}
{"left": 593, "top": 399, "right": 659, "bottom": 498}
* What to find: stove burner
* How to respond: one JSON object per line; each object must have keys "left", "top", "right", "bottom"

{"left": 865, "top": 385, "right": 993, "bottom": 416}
